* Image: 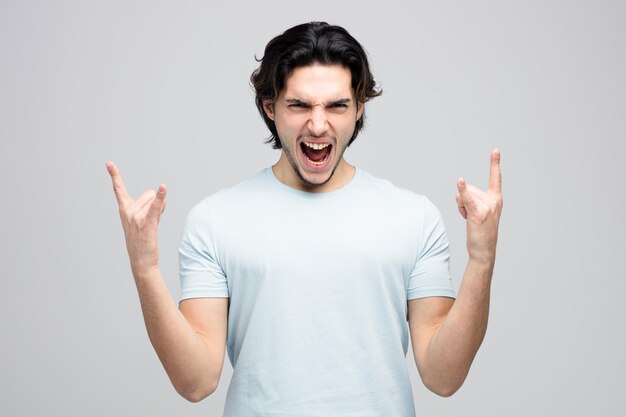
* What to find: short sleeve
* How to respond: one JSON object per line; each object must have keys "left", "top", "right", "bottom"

{"left": 178, "top": 199, "right": 229, "bottom": 301}
{"left": 407, "top": 197, "right": 456, "bottom": 300}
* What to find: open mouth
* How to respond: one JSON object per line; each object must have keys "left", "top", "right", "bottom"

{"left": 300, "top": 141, "right": 332, "bottom": 167}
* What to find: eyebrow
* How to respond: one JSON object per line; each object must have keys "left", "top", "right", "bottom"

{"left": 285, "top": 98, "right": 352, "bottom": 106}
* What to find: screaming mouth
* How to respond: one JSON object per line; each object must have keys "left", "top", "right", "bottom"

{"left": 301, "top": 142, "right": 332, "bottom": 166}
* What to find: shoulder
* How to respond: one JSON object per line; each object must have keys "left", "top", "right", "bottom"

{"left": 185, "top": 169, "right": 271, "bottom": 223}
{"left": 357, "top": 168, "right": 435, "bottom": 210}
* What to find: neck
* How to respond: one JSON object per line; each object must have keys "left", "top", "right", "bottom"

{"left": 272, "top": 153, "right": 356, "bottom": 193}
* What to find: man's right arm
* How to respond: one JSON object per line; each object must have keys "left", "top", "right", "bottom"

{"left": 106, "top": 161, "right": 227, "bottom": 402}
{"left": 134, "top": 267, "right": 228, "bottom": 402}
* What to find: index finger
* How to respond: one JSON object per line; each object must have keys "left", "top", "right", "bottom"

{"left": 488, "top": 149, "right": 502, "bottom": 193}
{"left": 106, "top": 161, "right": 132, "bottom": 208}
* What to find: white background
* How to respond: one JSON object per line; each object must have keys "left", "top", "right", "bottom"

{"left": 1, "top": 0, "right": 624, "bottom": 415}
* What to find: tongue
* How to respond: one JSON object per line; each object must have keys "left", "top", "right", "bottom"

{"left": 303, "top": 144, "right": 329, "bottom": 162}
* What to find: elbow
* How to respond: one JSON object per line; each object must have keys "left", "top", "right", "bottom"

{"left": 423, "top": 375, "right": 465, "bottom": 398}
{"left": 180, "top": 390, "right": 210, "bottom": 403}
{"left": 427, "top": 383, "right": 461, "bottom": 398}
{"left": 176, "top": 380, "right": 218, "bottom": 403}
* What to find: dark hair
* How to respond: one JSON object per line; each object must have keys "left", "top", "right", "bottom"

{"left": 251, "top": 22, "right": 382, "bottom": 149}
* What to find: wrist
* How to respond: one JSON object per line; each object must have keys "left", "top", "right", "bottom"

{"left": 467, "top": 253, "right": 496, "bottom": 270}
{"left": 131, "top": 263, "right": 160, "bottom": 282}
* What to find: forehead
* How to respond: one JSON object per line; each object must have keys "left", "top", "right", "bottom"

{"left": 281, "top": 64, "right": 353, "bottom": 101}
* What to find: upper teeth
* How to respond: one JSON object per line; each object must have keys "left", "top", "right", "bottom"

{"left": 304, "top": 142, "right": 330, "bottom": 150}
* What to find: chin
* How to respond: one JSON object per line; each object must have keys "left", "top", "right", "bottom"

{"left": 296, "top": 169, "right": 333, "bottom": 188}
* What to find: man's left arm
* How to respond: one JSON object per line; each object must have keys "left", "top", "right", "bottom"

{"left": 408, "top": 149, "right": 503, "bottom": 397}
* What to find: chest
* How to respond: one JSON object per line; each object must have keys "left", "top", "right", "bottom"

{"left": 212, "top": 195, "right": 421, "bottom": 297}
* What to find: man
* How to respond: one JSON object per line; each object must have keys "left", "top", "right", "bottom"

{"left": 107, "top": 22, "right": 502, "bottom": 416}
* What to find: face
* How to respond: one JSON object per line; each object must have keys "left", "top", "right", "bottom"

{"left": 263, "top": 64, "right": 364, "bottom": 192}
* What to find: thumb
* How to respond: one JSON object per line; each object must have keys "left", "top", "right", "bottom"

{"left": 147, "top": 184, "right": 167, "bottom": 223}
{"left": 457, "top": 178, "right": 475, "bottom": 207}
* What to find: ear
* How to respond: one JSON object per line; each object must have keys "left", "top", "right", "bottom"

{"left": 262, "top": 100, "right": 275, "bottom": 121}
{"left": 356, "top": 101, "right": 364, "bottom": 121}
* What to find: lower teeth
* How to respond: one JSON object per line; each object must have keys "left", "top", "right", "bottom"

{"left": 306, "top": 154, "right": 328, "bottom": 166}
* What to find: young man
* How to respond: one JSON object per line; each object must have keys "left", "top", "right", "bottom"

{"left": 107, "top": 22, "right": 502, "bottom": 416}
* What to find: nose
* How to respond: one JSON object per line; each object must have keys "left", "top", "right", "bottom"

{"left": 307, "top": 104, "right": 329, "bottom": 136}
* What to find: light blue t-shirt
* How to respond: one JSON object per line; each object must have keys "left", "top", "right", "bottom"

{"left": 179, "top": 167, "right": 455, "bottom": 417}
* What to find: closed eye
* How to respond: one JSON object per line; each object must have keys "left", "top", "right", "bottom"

{"left": 285, "top": 99, "right": 351, "bottom": 113}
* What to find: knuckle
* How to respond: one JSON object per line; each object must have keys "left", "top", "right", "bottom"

{"left": 118, "top": 207, "right": 130, "bottom": 219}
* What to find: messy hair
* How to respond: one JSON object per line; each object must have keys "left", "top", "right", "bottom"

{"left": 251, "top": 22, "right": 382, "bottom": 149}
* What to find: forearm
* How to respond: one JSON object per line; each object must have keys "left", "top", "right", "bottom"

{"left": 420, "top": 258, "right": 493, "bottom": 395}
{"left": 414, "top": 149, "right": 502, "bottom": 396}
{"left": 133, "top": 267, "right": 221, "bottom": 401}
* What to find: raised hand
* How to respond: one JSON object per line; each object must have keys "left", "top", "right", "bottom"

{"left": 455, "top": 149, "right": 503, "bottom": 265}
{"left": 106, "top": 161, "right": 168, "bottom": 276}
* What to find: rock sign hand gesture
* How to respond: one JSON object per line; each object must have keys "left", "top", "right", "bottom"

{"left": 456, "top": 149, "right": 503, "bottom": 264}
{"left": 106, "top": 161, "right": 168, "bottom": 276}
